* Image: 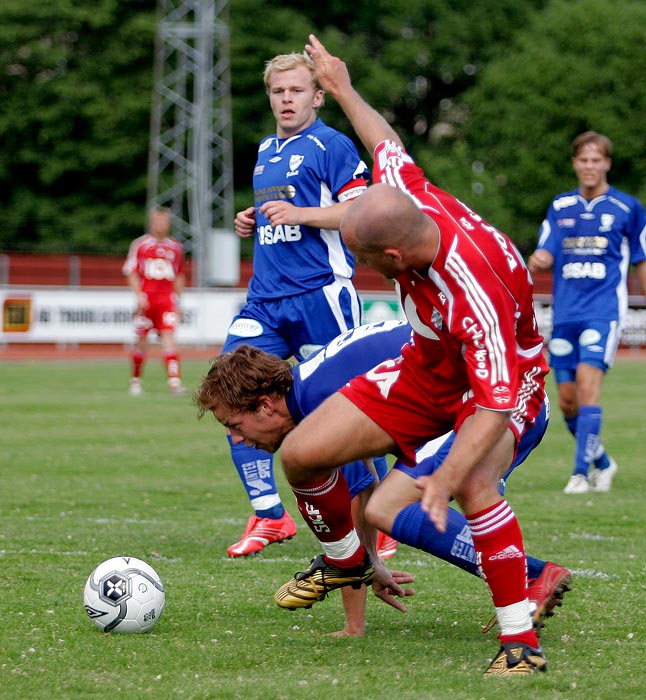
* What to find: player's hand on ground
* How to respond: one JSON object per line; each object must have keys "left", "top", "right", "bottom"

{"left": 416, "top": 474, "right": 453, "bottom": 533}
{"left": 371, "top": 563, "right": 415, "bottom": 613}
{"left": 234, "top": 206, "right": 256, "bottom": 238}
{"left": 304, "top": 34, "right": 352, "bottom": 98}
{"left": 259, "top": 200, "right": 301, "bottom": 226}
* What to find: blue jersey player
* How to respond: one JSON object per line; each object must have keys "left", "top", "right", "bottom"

{"left": 222, "top": 51, "right": 370, "bottom": 555}
{"left": 196, "top": 320, "right": 571, "bottom": 637}
{"left": 529, "top": 131, "right": 646, "bottom": 494}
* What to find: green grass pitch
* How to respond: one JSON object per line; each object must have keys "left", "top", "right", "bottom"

{"left": 1, "top": 357, "right": 644, "bottom": 699}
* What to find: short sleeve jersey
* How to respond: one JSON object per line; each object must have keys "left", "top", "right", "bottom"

{"left": 122, "top": 234, "right": 185, "bottom": 297}
{"left": 373, "top": 140, "right": 548, "bottom": 417}
{"left": 285, "top": 320, "right": 412, "bottom": 422}
{"left": 248, "top": 118, "right": 369, "bottom": 301}
{"left": 537, "top": 186, "right": 646, "bottom": 324}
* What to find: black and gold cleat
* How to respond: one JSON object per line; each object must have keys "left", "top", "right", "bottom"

{"left": 274, "top": 554, "right": 374, "bottom": 610}
{"left": 484, "top": 642, "right": 547, "bottom": 676}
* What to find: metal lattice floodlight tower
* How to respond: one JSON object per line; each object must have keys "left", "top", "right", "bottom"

{"left": 147, "top": 0, "right": 238, "bottom": 287}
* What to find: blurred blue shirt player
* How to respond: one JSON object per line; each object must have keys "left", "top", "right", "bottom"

{"left": 529, "top": 131, "right": 646, "bottom": 494}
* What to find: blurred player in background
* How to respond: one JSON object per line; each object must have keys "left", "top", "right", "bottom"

{"left": 122, "top": 206, "right": 186, "bottom": 395}
{"left": 528, "top": 132, "right": 646, "bottom": 494}
{"left": 220, "top": 51, "right": 379, "bottom": 558}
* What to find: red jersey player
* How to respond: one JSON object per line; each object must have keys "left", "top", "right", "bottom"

{"left": 122, "top": 207, "right": 186, "bottom": 394}
{"left": 268, "top": 36, "right": 553, "bottom": 677}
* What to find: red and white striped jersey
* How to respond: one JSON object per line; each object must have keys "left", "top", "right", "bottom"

{"left": 122, "top": 234, "right": 185, "bottom": 296}
{"left": 373, "top": 140, "right": 548, "bottom": 420}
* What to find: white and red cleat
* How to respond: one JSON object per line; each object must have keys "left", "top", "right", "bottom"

{"left": 376, "top": 531, "right": 399, "bottom": 560}
{"left": 227, "top": 511, "right": 297, "bottom": 557}
{"left": 528, "top": 561, "right": 572, "bottom": 633}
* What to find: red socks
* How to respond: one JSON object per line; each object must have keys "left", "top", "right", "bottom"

{"left": 163, "top": 351, "right": 180, "bottom": 380}
{"left": 290, "top": 470, "right": 365, "bottom": 568}
{"left": 467, "top": 499, "right": 539, "bottom": 647}
{"left": 131, "top": 349, "right": 145, "bottom": 378}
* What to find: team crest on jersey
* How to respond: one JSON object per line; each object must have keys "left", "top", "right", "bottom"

{"left": 557, "top": 218, "right": 576, "bottom": 228}
{"left": 431, "top": 308, "right": 443, "bottom": 331}
{"left": 599, "top": 213, "right": 615, "bottom": 232}
{"left": 492, "top": 384, "right": 511, "bottom": 404}
{"left": 254, "top": 165, "right": 264, "bottom": 175}
{"left": 287, "top": 155, "right": 304, "bottom": 177}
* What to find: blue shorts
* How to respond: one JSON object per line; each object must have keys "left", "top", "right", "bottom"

{"left": 222, "top": 279, "right": 361, "bottom": 361}
{"left": 393, "top": 397, "right": 550, "bottom": 494}
{"left": 548, "top": 320, "right": 620, "bottom": 383}
{"left": 342, "top": 456, "right": 388, "bottom": 500}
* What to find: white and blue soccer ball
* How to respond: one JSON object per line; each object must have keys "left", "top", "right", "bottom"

{"left": 83, "top": 556, "right": 165, "bottom": 633}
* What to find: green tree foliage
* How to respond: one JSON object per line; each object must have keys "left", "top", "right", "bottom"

{"left": 230, "top": 0, "right": 548, "bottom": 224}
{"left": 457, "top": 0, "right": 646, "bottom": 251}
{"left": 0, "top": 0, "right": 644, "bottom": 257}
{"left": 0, "top": 0, "right": 156, "bottom": 252}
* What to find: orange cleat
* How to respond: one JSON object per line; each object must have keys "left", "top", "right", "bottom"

{"left": 376, "top": 531, "right": 399, "bottom": 560}
{"left": 227, "top": 511, "right": 297, "bottom": 557}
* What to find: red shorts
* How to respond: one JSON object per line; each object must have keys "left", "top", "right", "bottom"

{"left": 339, "top": 355, "right": 482, "bottom": 466}
{"left": 134, "top": 294, "right": 179, "bottom": 337}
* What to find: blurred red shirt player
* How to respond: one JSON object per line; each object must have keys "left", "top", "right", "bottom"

{"left": 122, "top": 207, "right": 186, "bottom": 395}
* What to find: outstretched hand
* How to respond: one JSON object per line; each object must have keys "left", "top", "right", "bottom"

{"left": 371, "top": 566, "right": 415, "bottom": 613}
{"left": 304, "top": 34, "right": 352, "bottom": 99}
{"left": 305, "top": 33, "right": 402, "bottom": 155}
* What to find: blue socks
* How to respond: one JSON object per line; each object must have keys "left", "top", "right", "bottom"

{"left": 391, "top": 502, "right": 545, "bottom": 580}
{"left": 567, "top": 406, "right": 606, "bottom": 476}
{"left": 227, "top": 436, "right": 284, "bottom": 519}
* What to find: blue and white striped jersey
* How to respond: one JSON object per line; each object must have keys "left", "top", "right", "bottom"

{"left": 537, "top": 186, "right": 646, "bottom": 324}
{"left": 247, "top": 117, "right": 369, "bottom": 302}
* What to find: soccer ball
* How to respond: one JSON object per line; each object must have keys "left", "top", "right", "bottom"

{"left": 83, "top": 556, "right": 165, "bottom": 633}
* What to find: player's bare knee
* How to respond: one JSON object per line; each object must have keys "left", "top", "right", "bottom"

{"left": 365, "top": 492, "right": 396, "bottom": 532}
{"left": 560, "top": 400, "right": 577, "bottom": 417}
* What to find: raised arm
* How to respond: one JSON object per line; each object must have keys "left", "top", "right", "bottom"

{"left": 305, "top": 34, "right": 403, "bottom": 155}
